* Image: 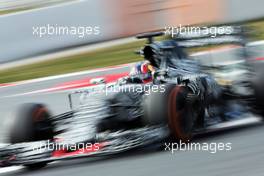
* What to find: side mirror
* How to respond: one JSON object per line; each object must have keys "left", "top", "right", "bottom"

{"left": 90, "top": 77, "right": 106, "bottom": 84}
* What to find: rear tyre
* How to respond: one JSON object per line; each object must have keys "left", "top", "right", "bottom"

{"left": 168, "top": 86, "right": 196, "bottom": 142}
{"left": 251, "top": 64, "right": 264, "bottom": 119}
{"left": 143, "top": 84, "right": 200, "bottom": 142}
{"left": 9, "top": 103, "right": 54, "bottom": 169}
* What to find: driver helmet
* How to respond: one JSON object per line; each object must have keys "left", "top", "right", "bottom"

{"left": 129, "top": 61, "right": 154, "bottom": 83}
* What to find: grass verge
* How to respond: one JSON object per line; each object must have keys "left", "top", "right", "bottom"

{"left": 0, "top": 41, "right": 145, "bottom": 83}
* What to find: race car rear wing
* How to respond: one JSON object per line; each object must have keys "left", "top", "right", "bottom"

{"left": 136, "top": 31, "right": 164, "bottom": 44}
{"left": 169, "top": 25, "right": 249, "bottom": 48}
{"left": 136, "top": 25, "right": 249, "bottom": 48}
{"left": 135, "top": 25, "right": 251, "bottom": 64}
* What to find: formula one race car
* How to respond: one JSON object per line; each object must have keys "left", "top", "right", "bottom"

{"left": 1, "top": 26, "right": 264, "bottom": 169}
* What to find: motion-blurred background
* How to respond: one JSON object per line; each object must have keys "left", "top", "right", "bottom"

{"left": 0, "top": 1, "right": 264, "bottom": 176}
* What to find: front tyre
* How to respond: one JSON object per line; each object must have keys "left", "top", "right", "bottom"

{"left": 9, "top": 103, "right": 54, "bottom": 169}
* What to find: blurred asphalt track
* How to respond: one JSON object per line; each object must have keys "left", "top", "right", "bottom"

{"left": 0, "top": 63, "right": 263, "bottom": 176}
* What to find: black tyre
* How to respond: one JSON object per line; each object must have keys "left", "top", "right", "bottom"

{"left": 9, "top": 103, "right": 54, "bottom": 169}
{"left": 251, "top": 62, "right": 264, "bottom": 119}
{"left": 143, "top": 84, "right": 200, "bottom": 142}
{"left": 250, "top": 61, "right": 264, "bottom": 120}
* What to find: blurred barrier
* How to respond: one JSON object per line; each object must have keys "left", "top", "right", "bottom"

{"left": 0, "top": 0, "right": 116, "bottom": 63}
{"left": 0, "top": 0, "right": 264, "bottom": 63}
{"left": 0, "top": 0, "right": 74, "bottom": 11}
{"left": 114, "top": 0, "right": 222, "bottom": 36}
{"left": 222, "top": 0, "right": 264, "bottom": 23}
{"left": 0, "top": 0, "right": 221, "bottom": 63}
